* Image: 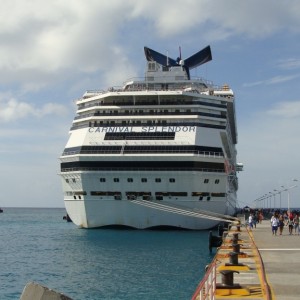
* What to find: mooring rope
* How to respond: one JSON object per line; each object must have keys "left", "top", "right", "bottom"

{"left": 130, "top": 199, "right": 239, "bottom": 223}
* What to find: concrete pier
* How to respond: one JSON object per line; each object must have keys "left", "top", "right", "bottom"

{"left": 192, "top": 218, "right": 300, "bottom": 299}
{"left": 251, "top": 220, "right": 300, "bottom": 300}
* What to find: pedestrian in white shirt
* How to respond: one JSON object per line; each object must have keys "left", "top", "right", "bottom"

{"left": 270, "top": 213, "right": 279, "bottom": 235}
{"left": 248, "top": 213, "right": 254, "bottom": 230}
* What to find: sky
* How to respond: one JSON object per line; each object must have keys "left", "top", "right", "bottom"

{"left": 1, "top": 0, "right": 300, "bottom": 209}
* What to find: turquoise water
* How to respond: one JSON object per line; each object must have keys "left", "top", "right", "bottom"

{"left": 0, "top": 208, "right": 214, "bottom": 299}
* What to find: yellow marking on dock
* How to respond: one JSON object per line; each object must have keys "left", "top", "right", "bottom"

{"left": 216, "top": 253, "right": 250, "bottom": 259}
{"left": 216, "top": 287, "right": 251, "bottom": 296}
{"left": 200, "top": 224, "right": 272, "bottom": 299}
{"left": 217, "top": 265, "right": 251, "bottom": 271}
{"left": 216, "top": 285, "right": 263, "bottom": 298}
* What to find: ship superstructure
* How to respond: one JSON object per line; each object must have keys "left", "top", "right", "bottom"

{"left": 59, "top": 45, "right": 242, "bottom": 229}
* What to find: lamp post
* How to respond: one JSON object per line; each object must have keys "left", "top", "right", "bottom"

{"left": 280, "top": 185, "right": 285, "bottom": 210}
{"left": 273, "top": 189, "right": 279, "bottom": 209}
{"left": 283, "top": 179, "right": 298, "bottom": 213}
{"left": 287, "top": 186, "right": 296, "bottom": 213}
{"left": 269, "top": 192, "right": 273, "bottom": 209}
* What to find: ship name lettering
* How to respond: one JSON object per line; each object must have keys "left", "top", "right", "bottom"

{"left": 141, "top": 126, "right": 196, "bottom": 132}
{"left": 89, "top": 126, "right": 195, "bottom": 133}
{"left": 89, "top": 127, "right": 133, "bottom": 133}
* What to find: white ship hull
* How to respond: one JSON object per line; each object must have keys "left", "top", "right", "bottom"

{"left": 59, "top": 45, "right": 242, "bottom": 229}
{"left": 64, "top": 197, "right": 234, "bottom": 230}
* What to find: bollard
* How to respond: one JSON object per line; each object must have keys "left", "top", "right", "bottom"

{"left": 229, "top": 252, "right": 239, "bottom": 265}
{"left": 220, "top": 270, "right": 239, "bottom": 287}
{"left": 232, "top": 243, "right": 240, "bottom": 253}
{"left": 232, "top": 233, "right": 239, "bottom": 243}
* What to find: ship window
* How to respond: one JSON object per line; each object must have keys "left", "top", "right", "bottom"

{"left": 74, "top": 191, "right": 87, "bottom": 196}
{"left": 143, "top": 195, "right": 151, "bottom": 200}
{"left": 65, "top": 179, "right": 69, "bottom": 183}
{"left": 215, "top": 179, "right": 220, "bottom": 184}
{"left": 72, "top": 178, "right": 76, "bottom": 183}
{"left": 156, "top": 195, "right": 163, "bottom": 201}
{"left": 113, "top": 178, "right": 119, "bottom": 182}
{"left": 169, "top": 178, "right": 175, "bottom": 183}
{"left": 155, "top": 178, "right": 161, "bottom": 182}
{"left": 199, "top": 196, "right": 203, "bottom": 201}
{"left": 127, "top": 178, "right": 133, "bottom": 182}
{"left": 204, "top": 179, "right": 209, "bottom": 183}
{"left": 207, "top": 196, "right": 211, "bottom": 201}
{"left": 211, "top": 193, "right": 226, "bottom": 197}
{"left": 141, "top": 178, "right": 147, "bottom": 182}
{"left": 100, "top": 178, "right": 106, "bottom": 182}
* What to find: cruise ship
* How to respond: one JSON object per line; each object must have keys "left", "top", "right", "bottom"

{"left": 59, "top": 45, "right": 242, "bottom": 229}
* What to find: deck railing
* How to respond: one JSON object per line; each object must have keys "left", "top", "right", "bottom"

{"left": 191, "top": 262, "right": 217, "bottom": 300}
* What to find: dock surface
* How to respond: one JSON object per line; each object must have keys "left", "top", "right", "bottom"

{"left": 192, "top": 218, "right": 300, "bottom": 300}
{"left": 251, "top": 219, "right": 300, "bottom": 300}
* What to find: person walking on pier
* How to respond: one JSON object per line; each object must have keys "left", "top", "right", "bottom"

{"left": 248, "top": 213, "right": 254, "bottom": 230}
{"left": 270, "top": 213, "right": 279, "bottom": 235}
{"left": 278, "top": 214, "right": 285, "bottom": 235}
{"left": 293, "top": 213, "right": 299, "bottom": 235}
{"left": 258, "top": 211, "right": 263, "bottom": 224}
{"left": 287, "top": 214, "right": 294, "bottom": 235}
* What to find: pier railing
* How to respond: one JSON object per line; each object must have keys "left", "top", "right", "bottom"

{"left": 191, "top": 262, "right": 216, "bottom": 300}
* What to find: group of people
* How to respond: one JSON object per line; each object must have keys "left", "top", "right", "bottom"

{"left": 247, "top": 210, "right": 300, "bottom": 236}
{"left": 270, "top": 211, "right": 300, "bottom": 235}
{"left": 247, "top": 210, "right": 264, "bottom": 230}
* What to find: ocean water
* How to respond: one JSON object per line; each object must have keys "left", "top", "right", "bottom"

{"left": 0, "top": 208, "right": 214, "bottom": 300}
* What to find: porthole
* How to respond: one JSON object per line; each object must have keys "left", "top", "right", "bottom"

{"left": 204, "top": 179, "right": 209, "bottom": 184}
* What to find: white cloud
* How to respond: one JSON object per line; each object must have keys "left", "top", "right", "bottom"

{"left": 267, "top": 101, "right": 300, "bottom": 118}
{"left": 0, "top": 96, "right": 68, "bottom": 123}
{"left": 237, "top": 103, "right": 300, "bottom": 208}
{"left": 243, "top": 74, "right": 299, "bottom": 87}
{"left": 277, "top": 58, "right": 300, "bottom": 70}
{"left": 1, "top": 0, "right": 300, "bottom": 80}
